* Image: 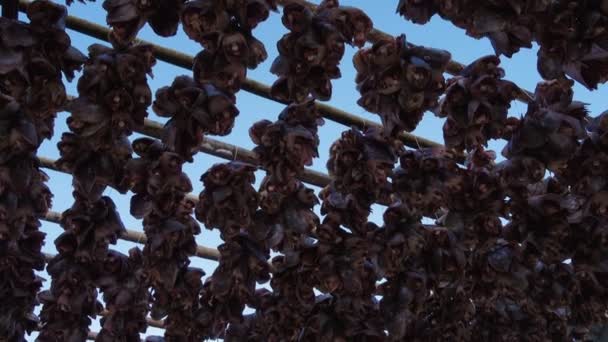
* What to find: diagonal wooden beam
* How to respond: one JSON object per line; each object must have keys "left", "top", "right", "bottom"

{"left": 38, "top": 156, "right": 202, "bottom": 204}
{"left": 39, "top": 155, "right": 398, "bottom": 207}
{"left": 47, "top": 98, "right": 331, "bottom": 188}
{"left": 42, "top": 210, "right": 220, "bottom": 261}
{"left": 139, "top": 119, "right": 331, "bottom": 187}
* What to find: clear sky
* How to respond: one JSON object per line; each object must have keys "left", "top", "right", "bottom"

{"left": 22, "top": 0, "right": 607, "bottom": 340}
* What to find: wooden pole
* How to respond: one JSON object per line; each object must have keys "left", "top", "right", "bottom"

{"left": 42, "top": 210, "right": 220, "bottom": 261}
{"left": 139, "top": 119, "right": 331, "bottom": 187}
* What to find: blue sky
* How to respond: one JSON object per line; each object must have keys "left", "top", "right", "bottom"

{"left": 21, "top": 0, "right": 608, "bottom": 339}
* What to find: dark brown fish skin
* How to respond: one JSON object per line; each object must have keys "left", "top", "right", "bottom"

{"left": 397, "top": 0, "right": 608, "bottom": 89}
{"left": 223, "top": 101, "right": 325, "bottom": 340}
{"left": 154, "top": 76, "right": 238, "bottom": 162}
{"left": 102, "top": 0, "right": 186, "bottom": 47}
{"left": 438, "top": 55, "right": 520, "bottom": 152}
{"left": 354, "top": 34, "right": 451, "bottom": 138}
{"left": 2, "top": 1, "right": 608, "bottom": 340}
{"left": 1, "top": 1, "right": 85, "bottom": 340}
{"left": 191, "top": 162, "right": 270, "bottom": 340}
{"left": 271, "top": 0, "right": 373, "bottom": 102}
{"left": 125, "top": 138, "right": 203, "bottom": 340}
{"left": 185, "top": 0, "right": 276, "bottom": 96}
